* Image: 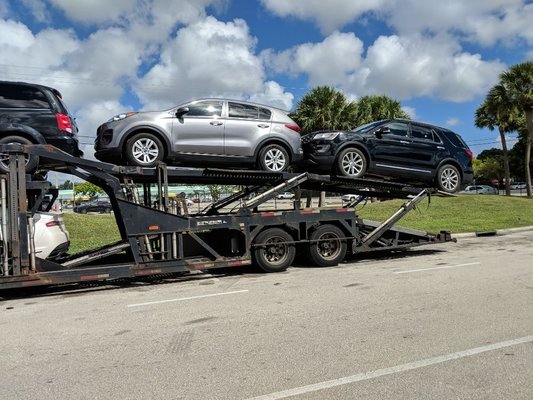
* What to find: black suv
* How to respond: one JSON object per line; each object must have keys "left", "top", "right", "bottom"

{"left": 0, "top": 81, "right": 83, "bottom": 172}
{"left": 301, "top": 119, "right": 473, "bottom": 193}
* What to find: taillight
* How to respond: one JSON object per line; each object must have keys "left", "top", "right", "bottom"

{"left": 45, "top": 221, "right": 60, "bottom": 228}
{"left": 285, "top": 124, "right": 301, "bottom": 134}
{"left": 56, "top": 113, "right": 73, "bottom": 135}
{"left": 466, "top": 149, "right": 473, "bottom": 160}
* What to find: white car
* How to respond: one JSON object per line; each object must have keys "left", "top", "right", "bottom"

{"left": 33, "top": 212, "right": 70, "bottom": 259}
{"left": 277, "top": 192, "right": 295, "bottom": 200}
{"left": 460, "top": 185, "right": 498, "bottom": 195}
{"left": 510, "top": 182, "right": 526, "bottom": 190}
{"left": 341, "top": 194, "right": 362, "bottom": 202}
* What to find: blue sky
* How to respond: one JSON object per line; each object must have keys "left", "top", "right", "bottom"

{"left": 1, "top": 0, "right": 532, "bottom": 159}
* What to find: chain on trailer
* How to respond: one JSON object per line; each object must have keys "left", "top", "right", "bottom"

{"left": 0, "top": 144, "right": 455, "bottom": 290}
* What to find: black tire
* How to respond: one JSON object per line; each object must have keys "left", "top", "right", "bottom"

{"left": 79, "top": 208, "right": 87, "bottom": 214}
{"left": 104, "top": 207, "right": 111, "bottom": 213}
{"left": 305, "top": 224, "right": 347, "bottom": 267}
{"left": 258, "top": 144, "right": 289, "bottom": 172}
{"left": 336, "top": 147, "right": 367, "bottom": 178}
{"left": 252, "top": 228, "right": 295, "bottom": 273}
{"left": 437, "top": 164, "right": 461, "bottom": 193}
{"left": 125, "top": 133, "right": 164, "bottom": 167}
{"left": 0, "top": 136, "right": 39, "bottom": 173}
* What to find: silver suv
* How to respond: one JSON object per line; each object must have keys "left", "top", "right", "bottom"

{"left": 94, "top": 99, "right": 303, "bottom": 172}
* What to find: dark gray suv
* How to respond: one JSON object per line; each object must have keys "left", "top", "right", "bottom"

{"left": 95, "top": 99, "right": 303, "bottom": 172}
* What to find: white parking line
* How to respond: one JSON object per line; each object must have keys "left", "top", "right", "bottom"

{"left": 395, "top": 262, "right": 481, "bottom": 274}
{"left": 246, "top": 334, "right": 533, "bottom": 400}
{"left": 127, "top": 289, "right": 249, "bottom": 308}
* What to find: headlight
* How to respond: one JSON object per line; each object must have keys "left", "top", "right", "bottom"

{"left": 108, "top": 112, "right": 138, "bottom": 122}
{"left": 313, "top": 132, "right": 340, "bottom": 140}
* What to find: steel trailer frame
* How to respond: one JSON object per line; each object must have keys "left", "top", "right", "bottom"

{"left": 0, "top": 144, "right": 454, "bottom": 290}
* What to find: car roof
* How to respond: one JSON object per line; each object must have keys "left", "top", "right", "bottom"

{"left": 0, "top": 80, "right": 63, "bottom": 99}
{"left": 180, "top": 98, "right": 291, "bottom": 114}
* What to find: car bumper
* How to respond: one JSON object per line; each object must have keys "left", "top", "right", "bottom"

{"left": 47, "top": 136, "right": 84, "bottom": 157}
{"left": 94, "top": 148, "right": 123, "bottom": 164}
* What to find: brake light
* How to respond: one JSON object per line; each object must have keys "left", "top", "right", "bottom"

{"left": 466, "top": 149, "right": 473, "bottom": 160}
{"left": 45, "top": 221, "right": 60, "bottom": 228}
{"left": 56, "top": 113, "right": 73, "bottom": 135}
{"left": 285, "top": 124, "right": 301, "bottom": 134}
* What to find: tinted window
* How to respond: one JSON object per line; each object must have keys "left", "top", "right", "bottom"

{"left": 411, "top": 125, "right": 437, "bottom": 142}
{"left": 228, "top": 102, "right": 271, "bottom": 120}
{"left": 0, "top": 84, "right": 50, "bottom": 109}
{"left": 352, "top": 120, "right": 385, "bottom": 133}
{"left": 384, "top": 122, "right": 408, "bottom": 137}
{"left": 186, "top": 101, "right": 223, "bottom": 117}
{"left": 438, "top": 128, "right": 468, "bottom": 148}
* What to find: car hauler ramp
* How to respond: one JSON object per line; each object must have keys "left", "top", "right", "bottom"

{"left": 0, "top": 144, "right": 454, "bottom": 290}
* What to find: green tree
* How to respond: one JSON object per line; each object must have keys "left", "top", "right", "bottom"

{"left": 499, "top": 61, "right": 533, "bottom": 197}
{"left": 58, "top": 179, "right": 73, "bottom": 190}
{"left": 475, "top": 84, "right": 521, "bottom": 195}
{"left": 290, "top": 86, "right": 358, "bottom": 134}
{"left": 74, "top": 182, "right": 105, "bottom": 198}
{"left": 354, "top": 95, "right": 410, "bottom": 125}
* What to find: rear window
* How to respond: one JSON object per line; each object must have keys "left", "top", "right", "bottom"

{"left": 228, "top": 102, "right": 272, "bottom": 120}
{"left": 0, "top": 84, "right": 51, "bottom": 109}
{"left": 439, "top": 128, "right": 469, "bottom": 148}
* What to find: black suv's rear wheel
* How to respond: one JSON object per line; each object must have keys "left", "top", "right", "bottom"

{"left": 437, "top": 164, "right": 461, "bottom": 193}
{"left": 125, "top": 133, "right": 164, "bottom": 167}
{"left": 258, "top": 144, "right": 289, "bottom": 172}
{"left": 0, "top": 136, "right": 39, "bottom": 173}
{"left": 337, "top": 147, "right": 367, "bottom": 178}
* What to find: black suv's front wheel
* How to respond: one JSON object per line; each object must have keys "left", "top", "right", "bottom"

{"left": 337, "top": 147, "right": 367, "bottom": 178}
{"left": 125, "top": 133, "right": 164, "bottom": 167}
{"left": 0, "top": 136, "right": 39, "bottom": 173}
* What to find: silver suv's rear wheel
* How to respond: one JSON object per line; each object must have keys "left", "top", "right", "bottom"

{"left": 258, "top": 144, "right": 289, "bottom": 172}
{"left": 125, "top": 133, "right": 164, "bottom": 167}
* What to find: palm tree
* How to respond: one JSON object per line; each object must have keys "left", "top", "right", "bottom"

{"left": 355, "top": 95, "right": 410, "bottom": 125}
{"left": 290, "top": 86, "right": 358, "bottom": 134}
{"left": 499, "top": 61, "right": 533, "bottom": 197}
{"left": 475, "top": 85, "right": 520, "bottom": 195}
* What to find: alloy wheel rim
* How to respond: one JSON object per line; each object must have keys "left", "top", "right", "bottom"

{"left": 441, "top": 168, "right": 459, "bottom": 191}
{"left": 264, "top": 149, "right": 286, "bottom": 171}
{"left": 341, "top": 152, "right": 364, "bottom": 176}
{"left": 132, "top": 138, "right": 159, "bottom": 164}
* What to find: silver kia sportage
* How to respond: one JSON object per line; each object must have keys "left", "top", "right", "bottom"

{"left": 94, "top": 98, "right": 303, "bottom": 172}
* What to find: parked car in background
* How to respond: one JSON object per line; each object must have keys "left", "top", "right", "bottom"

{"left": 0, "top": 80, "right": 83, "bottom": 173}
{"left": 460, "top": 185, "right": 498, "bottom": 195}
{"left": 277, "top": 192, "right": 295, "bottom": 200}
{"left": 33, "top": 212, "right": 69, "bottom": 260}
{"left": 94, "top": 98, "right": 303, "bottom": 172}
{"left": 301, "top": 119, "right": 473, "bottom": 193}
{"left": 341, "top": 194, "right": 362, "bottom": 202}
{"left": 73, "top": 200, "right": 112, "bottom": 214}
{"left": 510, "top": 182, "right": 527, "bottom": 190}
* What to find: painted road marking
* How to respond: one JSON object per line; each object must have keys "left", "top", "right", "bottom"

{"left": 395, "top": 262, "right": 481, "bottom": 274}
{"left": 247, "top": 334, "right": 533, "bottom": 400}
{"left": 127, "top": 289, "right": 249, "bottom": 308}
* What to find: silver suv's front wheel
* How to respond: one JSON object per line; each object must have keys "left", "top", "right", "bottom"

{"left": 125, "top": 133, "right": 164, "bottom": 167}
{"left": 258, "top": 144, "right": 289, "bottom": 172}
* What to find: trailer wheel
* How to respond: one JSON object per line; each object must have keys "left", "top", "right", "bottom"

{"left": 0, "top": 136, "right": 39, "bottom": 174}
{"left": 253, "top": 228, "right": 295, "bottom": 273}
{"left": 305, "top": 224, "right": 347, "bottom": 267}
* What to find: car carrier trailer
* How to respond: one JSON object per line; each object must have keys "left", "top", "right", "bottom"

{"left": 0, "top": 144, "right": 454, "bottom": 290}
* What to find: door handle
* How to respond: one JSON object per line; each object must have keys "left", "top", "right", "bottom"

{"left": 399, "top": 140, "right": 410, "bottom": 144}
{"left": 210, "top": 121, "right": 223, "bottom": 126}
{"left": 437, "top": 146, "right": 445, "bottom": 150}
{"left": 257, "top": 124, "right": 270, "bottom": 128}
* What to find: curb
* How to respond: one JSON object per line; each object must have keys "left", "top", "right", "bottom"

{"left": 453, "top": 225, "right": 533, "bottom": 239}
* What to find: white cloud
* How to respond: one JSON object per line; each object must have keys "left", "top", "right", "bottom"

{"left": 49, "top": 0, "right": 137, "bottom": 24}
{"left": 402, "top": 106, "right": 417, "bottom": 119}
{"left": 264, "top": 31, "right": 364, "bottom": 87}
{"left": 446, "top": 117, "right": 460, "bottom": 126}
{"left": 261, "top": 0, "right": 388, "bottom": 34}
{"left": 248, "top": 81, "right": 294, "bottom": 111}
{"left": 21, "top": 0, "right": 50, "bottom": 23}
{"left": 135, "top": 16, "right": 293, "bottom": 110}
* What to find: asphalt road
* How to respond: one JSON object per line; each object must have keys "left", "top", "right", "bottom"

{"left": 1, "top": 230, "right": 532, "bottom": 399}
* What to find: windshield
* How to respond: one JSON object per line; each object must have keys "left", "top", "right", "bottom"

{"left": 351, "top": 120, "right": 386, "bottom": 133}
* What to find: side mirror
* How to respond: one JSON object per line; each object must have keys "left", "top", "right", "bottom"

{"left": 377, "top": 127, "right": 391, "bottom": 134}
{"left": 176, "top": 107, "right": 189, "bottom": 118}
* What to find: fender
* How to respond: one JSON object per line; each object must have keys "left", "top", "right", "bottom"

{"left": 0, "top": 122, "right": 47, "bottom": 144}
{"left": 435, "top": 158, "right": 464, "bottom": 178}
